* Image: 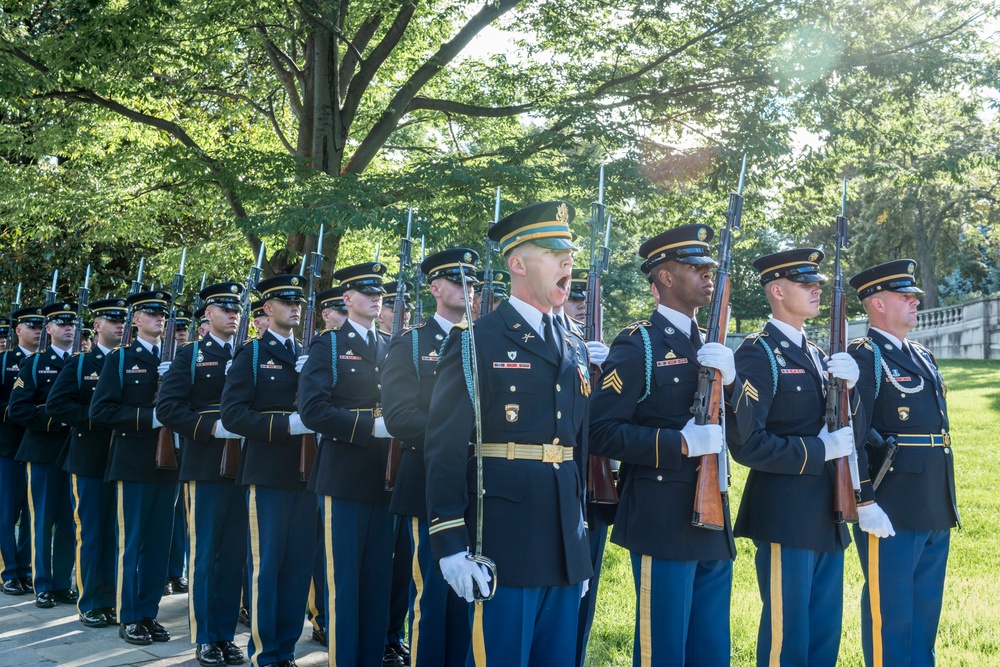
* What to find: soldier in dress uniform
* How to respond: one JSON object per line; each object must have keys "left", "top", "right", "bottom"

{"left": 80, "top": 323, "right": 94, "bottom": 353}
{"left": 0, "top": 318, "right": 8, "bottom": 353}
{"left": 317, "top": 287, "right": 348, "bottom": 331}
{"left": 382, "top": 248, "right": 479, "bottom": 667}
{"left": 251, "top": 300, "right": 269, "bottom": 337}
{"left": 220, "top": 274, "right": 314, "bottom": 667}
{"left": 9, "top": 301, "right": 79, "bottom": 609}
{"left": 588, "top": 225, "right": 751, "bottom": 665}
{"left": 297, "top": 261, "right": 394, "bottom": 667}
{"left": 0, "top": 306, "right": 41, "bottom": 596}
{"left": 425, "top": 201, "right": 593, "bottom": 667}
{"left": 846, "top": 259, "right": 959, "bottom": 667}
{"left": 472, "top": 270, "right": 508, "bottom": 320}
{"left": 729, "top": 249, "right": 863, "bottom": 666}
{"left": 174, "top": 308, "right": 193, "bottom": 344}
{"left": 195, "top": 308, "right": 210, "bottom": 341}
{"left": 90, "top": 289, "right": 178, "bottom": 646}
{"left": 157, "top": 282, "right": 248, "bottom": 667}
{"left": 48, "top": 298, "right": 127, "bottom": 627}
{"left": 378, "top": 280, "right": 412, "bottom": 333}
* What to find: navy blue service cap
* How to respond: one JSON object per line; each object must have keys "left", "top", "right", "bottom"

{"left": 257, "top": 275, "right": 307, "bottom": 303}
{"left": 849, "top": 259, "right": 924, "bottom": 301}
{"left": 128, "top": 290, "right": 172, "bottom": 314}
{"left": 317, "top": 286, "right": 348, "bottom": 313}
{"left": 569, "top": 268, "right": 589, "bottom": 299}
{"left": 200, "top": 282, "right": 244, "bottom": 312}
{"left": 251, "top": 299, "right": 266, "bottom": 318}
{"left": 0, "top": 317, "right": 8, "bottom": 334}
{"left": 89, "top": 298, "right": 128, "bottom": 322}
{"left": 639, "top": 224, "right": 716, "bottom": 274}
{"left": 476, "top": 270, "right": 509, "bottom": 297}
{"left": 43, "top": 301, "right": 79, "bottom": 325}
{"left": 753, "top": 248, "right": 828, "bottom": 285}
{"left": 421, "top": 248, "right": 480, "bottom": 284}
{"left": 12, "top": 306, "right": 44, "bottom": 327}
{"left": 383, "top": 280, "right": 413, "bottom": 307}
{"left": 81, "top": 322, "right": 94, "bottom": 339}
{"left": 334, "top": 262, "right": 387, "bottom": 295}
{"left": 194, "top": 307, "right": 207, "bottom": 324}
{"left": 488, "top": 201, "right": 578, "bottom": 254}
{"left": 174, "top": 308, "right": 193, "bottom": 329}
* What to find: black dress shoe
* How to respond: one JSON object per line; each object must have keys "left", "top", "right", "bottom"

{"left": 80, "top": 609, "right": 109, "bottom": 627}
{"left": 196, "top": 643, "right": 225, "bottom": 667}
{"left": 120, "top": 622, "right": 153, "bottom": 645}
{"left": 35, "top": 591, "right": 56, "bottom": 608}
{"left": 163, "top": 579, "right": 174, "bottom": 596}
{"left": 238, "top": 607, "right": 251, "bottom": 627}
{"left": 103, "top": 607, "right": 118, "bottom": 624}
{"left": 217, "top": 641, "right": 245, "bottom": 665}
{"left": 387, "top": 641, "right": 410, "bottom": 665}
{"left": 310, "top": 627, "right": 327, "bottom": 646}
{"left": 2, "top": 579, "right": 26, "bottom": 596}
{"left": 142, "top": 617, "right": 170, "bottom": 642}
{"left": 20, "top": 577, "right": 33, "bottom": 592}
{"left": 170, "top": 575, "right": 189, "bottom": 593}
{"left": 53, "top": 588, "right": 78, "bottom": 604}
{"left": 382, "top": 646, "right": 404, "bottom": 667}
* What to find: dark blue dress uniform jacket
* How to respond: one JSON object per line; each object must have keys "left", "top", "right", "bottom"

{"left": 848, "top": 329, "right": 959, "bottom": 531}
{"left": 383, "top": 317, "right": 451, "bottom": 519}
{"left": 589, "top": 312, "right": 753, "bottom": 561}
{"left": 220, "top": 330, "right": 306, "bottom": 491}
{"left": 298, "top": 326, "right": 392, "bottom": 505}
{"left": 0, "top": 348, "right": 30, "bottom": 458}
{"left": 424, "top": 300, "right": 593, "bottom": 589}
{"left": 9, "top": 347, "right": 71, "bottom": 465}
{"left": 48, "top": 347, "right": 113, "bottom": 479}
{"left": 90, "top": 340, "right": 177, "bottom": 483}
{"left": 157, "top": 338, "right": 234, "bottom": 482}
{"left": 729, "top": 321, "right": 863, "bottom": 552}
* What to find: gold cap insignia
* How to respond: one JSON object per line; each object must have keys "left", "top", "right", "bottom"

{"left": 463, "top": 252, "right": 472, "bottom": 263}
{"left": 291, "top": 277, "right": 300, "bottom": 286}
{"left": 907, "top": 262, "right": 915, "bottom": 274}
{"left": 808, "top": 252, "right": 820, "bottom": 263}
{"left": 556, "top": 203, "right": 569, "bottom": 224}
{"left": 63, "top": 303, "right": 70, "bottom": 309}
{"left": 231, "top": 285, "right": 239, "bottom": 293}
{"left": 373, "top": 263, "right": 383, "bottom": 272}
{"left": 698, "top": 227, "right": 708, "bottom": 241}
{"left": 118, "top": 300, "right": 126, "bottom": 307}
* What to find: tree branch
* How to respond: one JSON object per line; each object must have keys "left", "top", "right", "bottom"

{"left": 405, "top": 96, "right": 533, "bottom": 117}
{"left": 255, "top": 23, "right": 305, "bottom": 120}
{"left": 339, "top": 9, "right": 382, "bottom": 99}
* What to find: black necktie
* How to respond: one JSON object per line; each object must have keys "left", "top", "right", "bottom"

{"left": 284, "top": 339, "right": 295, "bottom": 357}
{"left": 543, "top": 314, "right": 560, "bottom": 358}
{"left": 690, "top": 320, "right": 704, "bottom": 351}
{"left": 366, "top": 330, "right": 376, "bottom": 353}
{"left": 151, "top": 345, "right": 159, "bottom": 360}
{"left": 224, "top": 342, "right": 233, "bottom": 358}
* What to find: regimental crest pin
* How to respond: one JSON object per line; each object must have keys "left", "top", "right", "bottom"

{"left": 780, "top": 341, "right": 790, "bottom": 348}
{"left": 508, "top": 351, "right": 517, "bottom": 360}
{"left": 505, "top": 404, "right": 519, "bottom": 422}
{"left": 892, "top": 368, "right": 900, "bottom": 377}
{"left": 665, "top": 327, "right": 675, "bottom": 335}
{"left": 665, "top": 350, "right": 677, "bottom": 359}
{"left": 435, "top": 334, "right": 443, "bottom": 340}
{"left": 348, "top": 331, "right": 356, "bottom": 338}
{"left": 898, "top": 407, "right": 910, "bottom": 421}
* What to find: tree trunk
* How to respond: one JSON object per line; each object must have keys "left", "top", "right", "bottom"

{"left": 913, "top": 199, "right": 939, "bottom": 309}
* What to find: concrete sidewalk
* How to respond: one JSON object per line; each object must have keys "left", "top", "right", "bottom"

{"left": 0, "top": 590, "right": 328, "bottom": 667}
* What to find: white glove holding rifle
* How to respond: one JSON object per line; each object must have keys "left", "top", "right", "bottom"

{"left": 440, "top": 550, "right": 492, "bottom": 603}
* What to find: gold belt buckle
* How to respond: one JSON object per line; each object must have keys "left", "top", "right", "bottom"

{"left": 542, "top": 444, "right": 562, "bottom": 463}
{"left": 942, "top": 433, "right": 951, "bottom": 447}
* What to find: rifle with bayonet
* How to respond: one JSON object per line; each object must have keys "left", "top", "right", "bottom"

{"left": 38, "top": 270, "right": 59, "bottom": 351}
{"left": 298, "top": 226, "right": 324, "bottom": 482}
{"left": 585, "top": 166, "right": 619, "bottom": 505}
{"left": 826, "top": 179, "right": 860, "bottom": 523}
{"left": 385, "top": 210, "right": 413, "bottom": 491}
{"left": 72, "top": 266, "right": 91, "bottom": 354}
{"left": 8, "top": 283, "right": 21, "bottom": 350}
{"left": 479, "top": 188, "right": 501, "bottom": 318}
{"left": 690, "top": 154, "right": 746, "bottom": 530}
{"left": 155, "top": 250, "right": 186, "bottom": 470}
{"left": 120, "top": 259, "right": 145, "bottom": 347}
{"left": 191, "top": 272, "right": 207, "bottom": 342}
{"left": 413, "top": 236, "right": 425, "bottom": 326}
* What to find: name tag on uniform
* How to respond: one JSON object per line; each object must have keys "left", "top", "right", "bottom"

{"left": 125, "top": 368, "right": 146, "bottom": 374}
{"left": 259, "top": 364, "right": 281, "bottom": 370}
{"left": 39, "top": 369, "right": 58, "bottom": 374}
{"left": 196, "top": 361, "right": 219, "bottom": 367}
{"left": 493, "top": 362, "right": 530, "bottom": 369}
{"left": 656, "top": 359, "right": 687, "bottom": 367}
{"left": 339, "top": 355, "right": 362, "bottom": 361}
{"left": 420, "top": 356, "right": 439, "bottom": 362}
{"left": 887, "top": 374, "right": 911, "bottom": 382}
{"left": 780, "top": 368, "right": 805, "bottom": 374}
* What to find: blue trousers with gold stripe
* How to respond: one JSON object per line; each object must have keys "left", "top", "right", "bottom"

{"left": 575, "top": 515, "right": 609, "bottom": 667}
{"left": 628, "top": 553, "right": 731, "bottom": 667}
{"left": 246, "top": 485, "right": 315, "bottom": 667}
{"left": 387, "top": 517, "right": 412, "bottom": 644}
{"left": 853, "top": 527, "right": 950, "bottom": 667}
{"left": 753, "top": 541, "right": 843, "bottom": 667}
{"left": 469, "top": 584, "right": 582, "bottom": 667}
{"left": 168, "top": 493, "right": 188, "bottom": 579}
{"left": 70, "top": 474, "right": 116, "bottom": 613}
{"left": 320, "top": 496, "right": 394, "bottom": 667}
{"left": 26, "top": 462, "right": 74, "bottom": 593}
{"left": 115, "top": 480, "right": 177, "bottom": 624}
{"left": 186, "top": 481, "right": 248, "bottom": 644}
{"left": 0, "top": 455, "right": 31, "bottom": 583}
{"left": 407, "top": 517, "right": 470, "bottom": 667}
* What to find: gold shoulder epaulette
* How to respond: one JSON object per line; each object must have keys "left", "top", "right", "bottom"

{"left": 627, "top": 320, "right": 652, "bottom": 335}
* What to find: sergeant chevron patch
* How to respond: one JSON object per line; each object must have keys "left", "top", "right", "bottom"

{"left": 738, "top": 379, "right": 759, "bottom": 403}
{"left": 601, "top": 369, "right": 623, "bottom": 394}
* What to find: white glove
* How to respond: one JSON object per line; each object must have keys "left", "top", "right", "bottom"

{"left": 373, "top": 416, "right": 392, "bottom": 439}
{"left": 581, "top": 578, "right": 590, "bottom": 599}
{"left": 585, "top": 341, "right": 609, "bottom": 368}
{"left": 151, "top": 409, "right": 163, "bottom": 429}
{"left": 826, "top": 352, "right": 859, "bottom": 389}
{"left": 439, "top": 551, "right": 492, "bottom": 603}
{"left": 679, "top": 417, "right": 723, "bottom": 458}
{"left": 697, "top": 342, "right": 736, "bottom": 385}
{"left": 819, "top": 424, "right": 854, "bottom": 461}
{"left": 225, "top": 359, "right": 232, "bottom": 375}
{"left": 213, "top": 421, "right": 241, "bottom": 439}
{"left": 157, "top": 361, "right": 171, "bottom": 377}
{"left": 858, "top": 503, "right": 896, "bottom": 538}
{"left": 288, "top": 412, "right": 314, "bottom": 436}
{"left": 295, "top": 354, "right": 308, "bottom": 373}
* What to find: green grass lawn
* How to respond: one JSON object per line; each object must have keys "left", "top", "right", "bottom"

{"left": 586, "top": 359, "right": 1000, "bottom": 666}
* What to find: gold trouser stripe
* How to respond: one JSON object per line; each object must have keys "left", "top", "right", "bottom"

{"left": 26, "top": 463, "right": 39, "bottom": 592}
{"left": 186, "top": 482, "right": 197, "bottom": 642}
{"left": 869, "top": 534, "right": 883, "bottom": 667}
{"left": 248, "top": 486, "right": 263, "bottom": 667}
{"left": 307, "top": 580, "right": 321, "bottom": 633}
{"left": 472, "top": 601, "right": 487, "bottom": 667}
{"left": 116, "top": 481, "right": 125, "bottom": 621}
{"left": 71, "top": 474, "right": 84, "bottom": 613}
{"left": 639, "top": 554, "right": 652, "bottom": 667}
{"left": 768, "top": 543, "right": 783, "bottom": 667}
{"left": 410, "top": 518, "right": 424, "bottom": 665}
{"left": 324, "top": 496, "right": 337, "bottom": 667}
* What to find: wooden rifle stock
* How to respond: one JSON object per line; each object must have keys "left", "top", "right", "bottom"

{"left": 155, "top": 426, "right": 179, "bottom": 470}
{"left": 219, "top": 438, "right": 240, "bottom": 479}
{"left": 299, "top": 433, "right": 316, "bottom": 482}
{"left": 384, "top": 437, "right": 402, "bottom": 491}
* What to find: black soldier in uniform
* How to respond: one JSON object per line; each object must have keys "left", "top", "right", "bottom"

{"left": 157, "top": 282, "right": 247, "bottom": 667}
{"left": 48, "top": 298, "right": 127, "bottom": 627}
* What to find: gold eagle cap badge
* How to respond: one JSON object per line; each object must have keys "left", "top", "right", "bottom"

{"left": 556, "top": 203, "right": 569, "bottom": 224}
{"left": 698, "top": 227, "right": 708, "bottom": 241}
{"left": 808, "top": 252, "right": 820, "bottom": 263}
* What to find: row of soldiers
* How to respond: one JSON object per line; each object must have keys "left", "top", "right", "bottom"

{"left": 0, "top": 199, "right": 956, "bottom": 667}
